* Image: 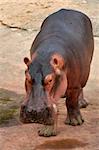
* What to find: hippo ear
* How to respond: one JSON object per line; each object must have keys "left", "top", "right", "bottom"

{"left": 24, "top": 57, "right": 31, "bottom": 67}
{"left": 50, "top": 53, "right": 65, "bottom": 73}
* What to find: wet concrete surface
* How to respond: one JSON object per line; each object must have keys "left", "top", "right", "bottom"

{"left": 35, "top": 138, "right": 88, "bottom": 149}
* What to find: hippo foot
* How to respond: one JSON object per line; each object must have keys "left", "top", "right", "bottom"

{"left": 38, "top": 125, "right": 57, "bottom": 137}
{"left": 65, "top": 111, "right": 84, "bottom": 126}
{"left": 79, "top": 99, "right": 89, "bottom": 109}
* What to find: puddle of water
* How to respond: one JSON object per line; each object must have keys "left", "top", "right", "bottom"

{"left": 35, "top": 138, "right": 88, "bottom": 150}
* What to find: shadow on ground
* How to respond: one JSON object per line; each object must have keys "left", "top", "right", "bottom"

{"left": 0, "top": 88, "right": 23, "bottom": 127}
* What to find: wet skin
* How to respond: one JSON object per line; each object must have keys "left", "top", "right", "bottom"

{"left": 20, "top": 9, "right": 94, "bottom": 137}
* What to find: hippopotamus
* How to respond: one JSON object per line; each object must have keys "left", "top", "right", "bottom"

{"left": 20, "top": 9, "right": 94, "bottom": 137}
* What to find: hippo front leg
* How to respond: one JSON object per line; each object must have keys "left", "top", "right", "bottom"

{"left": 38, "top": 104, "right": 58, "bottom": 137}
{"left": 78, "top": 88, "right": 89, "bottom": 108}
{"left": 65, "top": 89, "right": 84, "bottom": 126}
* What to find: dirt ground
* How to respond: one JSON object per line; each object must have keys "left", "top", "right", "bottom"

{"left": 0, "top": 0, "right": 99, "bottom": 150}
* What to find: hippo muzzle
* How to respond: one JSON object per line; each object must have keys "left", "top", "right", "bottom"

{"left": 20, "top": 84, "right": 54, "bottom": 125}
{"left": 20, "top": 105, "right": 53, "bottom": 125}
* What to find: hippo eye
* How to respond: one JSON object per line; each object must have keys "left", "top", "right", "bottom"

{"left": 32, "top": 78, "right": 35, "bottom": 84}
{"left": 44, "top": 74, "right": 54, "bottom": 85}
{"left": 48, "top": 79, "right": 52, "bottom": 83}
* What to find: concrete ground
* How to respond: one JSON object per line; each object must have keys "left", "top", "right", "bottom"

{"left": 0, "top": 0, "right": 99, "bottom": 150}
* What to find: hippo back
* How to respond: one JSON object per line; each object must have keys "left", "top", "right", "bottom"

{"left": 30, "top": 9, "right": 94, "bottom": 89}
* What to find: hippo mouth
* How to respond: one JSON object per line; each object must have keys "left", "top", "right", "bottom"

{"left": 20, "top": 104, "right": 54, "bottom": 125}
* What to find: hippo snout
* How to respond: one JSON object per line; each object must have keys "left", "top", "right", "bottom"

{"left": 20, "top": 103, "right": 54, "bottom": 125}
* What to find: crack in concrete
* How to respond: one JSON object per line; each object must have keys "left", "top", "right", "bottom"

{"left": 0, "top": 20, "right": 99, "bottom": 38}
{"left": 0, "top": 20, "right": 28, "bottom": 31}
{"left": 94, "top": 35, "right": 99, "bottom": 38}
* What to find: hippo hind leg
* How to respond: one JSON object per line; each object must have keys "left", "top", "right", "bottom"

{"left": 65, "top": 88, "right": 84, "bottom": 126}
{"left": 78, "top": 88, "right": 89, "bottom": 109}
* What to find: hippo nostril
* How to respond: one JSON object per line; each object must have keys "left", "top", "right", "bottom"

{"left": 32, "top": 110, "right": 37, "bottom": 118}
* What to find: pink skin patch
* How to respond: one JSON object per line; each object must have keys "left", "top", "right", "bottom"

{"left": 53, "top": 71, "right": 67, "bottom": 100}
{"left": 46, "top": 71, "right": 67, "bottom": 106}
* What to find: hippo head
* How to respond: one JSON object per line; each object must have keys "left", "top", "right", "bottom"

{"left": 20, "top": 52, "right": 67, "bottom": 125}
